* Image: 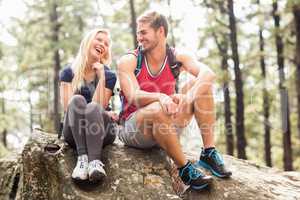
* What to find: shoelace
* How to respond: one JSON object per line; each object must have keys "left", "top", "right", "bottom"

{"left": 187, "top": 163, "right": 203, "bottom": 180}
{"left": 91, "top": 161, "right": 104, "bottom": 169}
{"left": 79, "top": 162, "right": 85, "bottom": 169}
{"left": 208, "top": 149, "right": 224, "bottom": 166}
{"left": 78, "top": 155, "right": 88, "bottom": 169}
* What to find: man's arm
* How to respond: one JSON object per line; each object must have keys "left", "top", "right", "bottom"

{"left": 117, "top": 54, "right": 167, "bottom": 108}
{"left": 176, "top": 50, "right": 216, "bottom": 101}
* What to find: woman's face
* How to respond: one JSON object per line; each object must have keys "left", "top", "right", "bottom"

{"left": 89, "top": 32, "right": 110, "bottom": 63}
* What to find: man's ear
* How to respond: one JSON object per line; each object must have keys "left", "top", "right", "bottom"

{"left": 159, "top": 26, "right": 165, "bottom": 37}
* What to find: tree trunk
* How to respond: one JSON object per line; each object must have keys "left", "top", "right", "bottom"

{"left": 50, "top": 1, "right": 61, "bottom": 134}
{"left": 222, "top": 49, "right": 234, "bottom": 156}
{"left": 129, "top": 0, "right": 138, "bottom": 48}
{"left": 212, "top": 31, "right": 234, "bottom": 156}
{"left": 258, "top": 0, "right": 272, "bottom": 167}
{"left": 1, "top": 98, "right": 7, "bottom": 147}
{"left": 272, "top": 1, "right": 293, "bottom": 171}
{"left": 29, "top": 94, "right": 33, "bottom": 134}
{"left": 167, "top": 0, "right": 176, "bottom": 47}
{"left": 293, "top": 4, "right": 300, "bottom": 140}
{"left": 227, "top": 0, "right": 247, "bottom": 159}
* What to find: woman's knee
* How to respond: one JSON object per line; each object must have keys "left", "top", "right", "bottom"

{"left": 69, "top": 95, "right": 87, "bottom": 109}
{"left": 85, "top": 102, "right": 105, "bottom": 115}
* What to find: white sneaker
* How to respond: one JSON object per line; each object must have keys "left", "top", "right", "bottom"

{"left": 71, "top": 154, "right": 88, "bottom": 180}
{"left": 88, "top": 160, "right": 106, "bottom": 182}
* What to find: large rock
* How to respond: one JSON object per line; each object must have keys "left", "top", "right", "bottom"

{"left": 21, "top": 130, "right": 180, "bottom": 200}
{"left": 0, "top": 154, "right": 22, "bottom": 200}
{"left": 17, "top": 129, "right": 300, "bottom": 199}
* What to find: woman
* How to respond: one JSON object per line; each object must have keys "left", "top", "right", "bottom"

{"left": 59, "top": 28, "right": 118, "bottom": 182}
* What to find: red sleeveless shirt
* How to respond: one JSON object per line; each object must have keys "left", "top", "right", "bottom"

{"left": 120, "top": 50, "right": 176, "bottom": 120}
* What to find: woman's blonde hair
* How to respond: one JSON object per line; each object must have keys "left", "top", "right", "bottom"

{"left": 71, "top": 28, "right": 111, "bottom": 92}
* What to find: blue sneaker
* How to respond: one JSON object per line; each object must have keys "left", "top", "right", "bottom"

{"left": 197, "top": 148, "right": 232, "bottom": 178}
{"left": 178, "top": 161, "right": 212, "bottom": 190}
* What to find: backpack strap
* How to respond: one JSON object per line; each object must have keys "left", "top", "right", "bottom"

{"left": 135, "top": 45, "right": 143, "bottom": 76}
{"left": 166, "top": 44, "right": 182, "bottom": 80}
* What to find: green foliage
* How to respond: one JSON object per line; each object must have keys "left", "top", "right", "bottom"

{"left": 9, "top": 0, "right": 97, "bottom": 132}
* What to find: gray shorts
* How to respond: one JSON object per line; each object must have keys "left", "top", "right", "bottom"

{"left": 118, "top": 111, "right": 183, "bottom": 149}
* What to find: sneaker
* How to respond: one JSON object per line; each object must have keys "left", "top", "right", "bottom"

{"left": 88, "top": 160, "right": 106, "bottom": 182}
{"left": 197, "top": 148, "right": 232, "bottom": 178}
{"left": 72, "top": 154, "right": 88, "bottom": 180}
{"left": 178, "top": 161, "right": 212, "bottom": 190}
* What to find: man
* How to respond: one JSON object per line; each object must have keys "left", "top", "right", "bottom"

{"left": 117, "top": 10, "right": 231, "bottom": 190}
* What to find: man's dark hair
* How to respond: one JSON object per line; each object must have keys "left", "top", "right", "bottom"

{"left": 137, "top": 10, "right": 169, "bottom": 37}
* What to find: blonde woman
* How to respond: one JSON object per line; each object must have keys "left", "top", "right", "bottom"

{"left": 59, "top": 28, "right": 117, "bottom": 182}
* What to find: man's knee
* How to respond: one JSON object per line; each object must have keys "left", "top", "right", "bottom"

{"left": 139, "top": 102, "right": 169, "bottom": 122}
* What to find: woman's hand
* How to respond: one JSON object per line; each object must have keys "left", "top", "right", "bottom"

{"left": 106, "top": 111, "right": 119, "bottom": 122}
{"left": 92, "top": 62, "right": 105, "bottom": 78}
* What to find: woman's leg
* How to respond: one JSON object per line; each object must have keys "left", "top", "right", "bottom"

{"left": 63, "top": 95, "right": 88, "bottom": 156}
{"left": 85, "top": 102, "right": 115, "bottom": 161}
{"left": 63, "top": 95, "right": 89, "bottom": 180}
{"left": 85, "top": 102, "right": 115, "bottom": 181}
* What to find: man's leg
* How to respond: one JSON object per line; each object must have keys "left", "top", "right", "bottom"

{"left": 178, "top": 77, "right": 215, "bottom": 147}
{"left": 135, "top": 102, "right": 187, "bottom": 167}
{"left": 180, "top": 78, "right": 232, "bottom": 178}
{"left": 133, "top": 102, "right": 213, "bottom": 189}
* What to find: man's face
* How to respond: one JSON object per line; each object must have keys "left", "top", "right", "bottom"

{"left": 136, "top": 22, "right": 160, "bottom": 51}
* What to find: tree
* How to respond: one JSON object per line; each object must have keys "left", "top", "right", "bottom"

{"left": 227, "top": 0, "right": 247, "bottom": 159}
{"left": 272, "top": 0, "right": 293, "bottom": 171}
{"left": 167, "top": 0, "right": 176, "bottom": 47}
{"left": 292, "top": 3, "right": 300, "bottom": 140}
{"left": 206, "top": 0, "right": 234, "bottom": 156}
{"left": 129, "top": 0, "right": 138, "bottom": 48}
{"left": 257, "top": 0, "right": 272, "bottom": 167}
{"left": 49, "top": 1, "right": 61, "bottom": 134}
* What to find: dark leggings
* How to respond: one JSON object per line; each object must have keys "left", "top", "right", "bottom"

{"left": 62, "top": 95, "right": 116, "bottom": 162}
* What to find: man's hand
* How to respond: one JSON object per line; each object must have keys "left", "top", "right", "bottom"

{"left": 92, "top": 62, "right": 105, "bottom": 78}
{"left": 158, "top": 94, "right": 178, "bottom": 115}
{"left": 171, "top": 93, "right": 193, "bottom": 117}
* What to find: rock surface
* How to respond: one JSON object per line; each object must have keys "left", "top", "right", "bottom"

{"left": 0, "top": 154, "right": 22, "bottom": 200}
{"left": 21, "top": 130, "right": 180, "bottom": 200}
{"left": 2, "top": 129, "right": 300, "bottom": 200}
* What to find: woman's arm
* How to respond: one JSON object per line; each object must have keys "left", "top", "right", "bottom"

{"left": 92, "top": 62, "right": 113, "bottom": 108}
{"left": 60, "top": 81, "right": 73, "bottom": 112}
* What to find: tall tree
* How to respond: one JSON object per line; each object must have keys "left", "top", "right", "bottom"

{"left": 201, "top": 0, "right": 234, "bottom": 156}
{"left": 167, "top": 0, "right": 176, "bottom": 47}
{"left": 1, "top": 99, "right": 7, "bottom": 147}
{"left": 227, "top": 0, "right": 247, "bottom": 159}
{"left": 129, "top": 0, "right": 138, "bottom": 48}
{"left": 272, "top": 0, "right": 293, "bottom": 171}
{"left": 49, "top": 1, "right": 61, "bottom": 134}
{"left": 257, "top": 0, "right": 272, "bottom": 167}
{"left": 213, "top": 32, "right": 234, "bottom": 156}
{"left": 293, "top": 3, "right": 300, "bottom": 140}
